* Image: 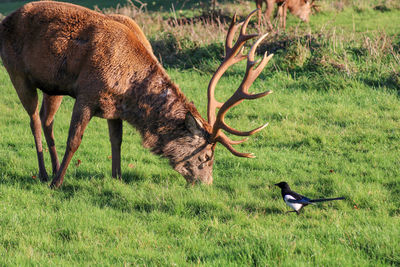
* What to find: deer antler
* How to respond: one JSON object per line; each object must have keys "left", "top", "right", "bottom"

{"left": 207, "top": 9, "right": 273, "bottom": 158}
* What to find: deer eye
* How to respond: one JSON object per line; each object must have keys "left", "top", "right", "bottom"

{"left": 205, "top": 150, "right": 213, "bottom": 161}
{"left": 198, "top": 154, "right": 205, "bottom": 162}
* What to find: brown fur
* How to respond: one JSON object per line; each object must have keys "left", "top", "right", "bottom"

{"left": 256, "top": 0, "right": 312, "bottom": 30}
{"left": 0, "top": 1, "right": 214, "bottom": 187}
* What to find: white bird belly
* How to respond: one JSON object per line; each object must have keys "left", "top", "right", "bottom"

{"left": 284, "top": 195, "right": 303, "bottom": 211}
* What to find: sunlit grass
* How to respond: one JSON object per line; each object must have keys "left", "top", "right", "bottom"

{"left": 0, "top": 0, "right": 399, "bottom": 265}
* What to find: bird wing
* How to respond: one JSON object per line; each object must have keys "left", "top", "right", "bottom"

{"left": 284, "top": 190, "right": 313, "bottom": 204}
{"left": 286, "top": 196, "right": 313, "bottom": 204}
{"left": 283, "top": 195, "right": 304, "bottom": 211}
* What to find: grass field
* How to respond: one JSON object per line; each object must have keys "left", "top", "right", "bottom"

{"left": 0, "top": 0, "right": 399, "bottom": 265}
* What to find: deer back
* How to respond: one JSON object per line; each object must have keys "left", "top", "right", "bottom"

{"left": 0, "top": 2, "right": 157, "bottom": 99}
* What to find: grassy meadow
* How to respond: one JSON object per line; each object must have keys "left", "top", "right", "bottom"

{"left": 0, "top": 0, "right": 400, "bottom": 265}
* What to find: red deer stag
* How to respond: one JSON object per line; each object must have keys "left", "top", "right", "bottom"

{"left": 256, "top": 0, "right": 317, "bottom": 30}
{"left": 0, "top": 1, "right": 273, "bottom": 188}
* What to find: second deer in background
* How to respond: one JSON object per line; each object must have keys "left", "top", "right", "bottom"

{"left": 256, "top": 0, "right": 317, "bottom": 30}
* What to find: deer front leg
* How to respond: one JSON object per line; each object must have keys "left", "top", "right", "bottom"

{"left": 40, "top": 94, "right": 63, "bottom": 176}
{"left": 10, "top": 76, "right": 49, "bottom": 181}
{"left": 107, "top": 119, "right": 123, "bottom": 179}
{"left": 50, "top": 101, "right": 92, "bottom": 188}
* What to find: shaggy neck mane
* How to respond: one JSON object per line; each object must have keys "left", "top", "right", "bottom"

{"left": 121, "top": 63, "right": 211, "bottom": 158}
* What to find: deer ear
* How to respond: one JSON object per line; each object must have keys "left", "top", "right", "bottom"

{"left": 185, "top": 112, "right": 203, "bottom": 136}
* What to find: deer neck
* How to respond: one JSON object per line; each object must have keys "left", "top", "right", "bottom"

{"left": 120, "top": 65, "right": 199, "bottom": 156}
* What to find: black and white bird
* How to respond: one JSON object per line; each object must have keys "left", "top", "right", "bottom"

{"left": 275, "top": 181, "right": 345, "bottom": 214}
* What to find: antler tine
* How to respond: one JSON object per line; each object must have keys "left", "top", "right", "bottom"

{"left": 218, "top": 131, "right": 248, "bottom": 145}
{"left": 221, "top": 121, "right": 269, "bottom": 137}
{"left": 248, "top": 33, "right": 268, "bottom": 62}
{"left": 207, "top": 9, "right": 260, "bottom": 125}
{"left": 216, "top": 135, "right": 255, "bottom": 158}
{"left": 225, "top": 13, "right": 241, "bottom": 54}
{"left": 243, "top": 33, "right": 273, "bottom": 93}
{"left": 240, "top": 9, "right": 257, "bottom": 38}
{"left": 226, "top": 9, "right": 259, "bottom": 57}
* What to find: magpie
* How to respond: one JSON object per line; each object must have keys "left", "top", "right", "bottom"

{"left": 274, "top": 181, "right": 345, "bottom": 214}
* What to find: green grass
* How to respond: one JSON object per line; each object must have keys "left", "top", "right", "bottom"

{"left": 1, "top": 0, "right": 400, "bottom": 266}
{"left": 308, "top": 7, "right": 400, "bottom": 35}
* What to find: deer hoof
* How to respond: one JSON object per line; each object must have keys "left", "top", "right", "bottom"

{"left": 39, "top": 172, "right": 49, "bottom": 183}
{"left": 49, "top": 179, "right": 62, "bottom": 189}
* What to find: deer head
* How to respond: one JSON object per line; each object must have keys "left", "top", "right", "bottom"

{"left": 171, "top": 10, "right": 273, "bottom": 185}
{"left": 288, "top": 0, "right": 312, "bottom": 22}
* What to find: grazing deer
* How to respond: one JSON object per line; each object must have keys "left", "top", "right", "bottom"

{"left": 256, "top": 0, "right": 316, "bottom": 30}
{"left": 0, "top": 1, "right": 273, "bottom": 188}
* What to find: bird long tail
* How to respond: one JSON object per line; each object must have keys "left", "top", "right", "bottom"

{"left": 309, "top": 197, "right": 345, "bottom": 203}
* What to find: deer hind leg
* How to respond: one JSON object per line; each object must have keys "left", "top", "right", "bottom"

{"left": 278, "top": 2, "right": 288, "bottom": 30}
{"left": 256, "top": 0, "right": 263, "bottom": 28}
{"left": 107, "top": 119, "right": 123, "bottom": 179}
{"left": 282, "top": 4, "right": 288, "bottom": 30}
{"left": 11, "top": 76, "right": 48, "bottom": 181}
{"left": 40, "top": 94, "right": 63, "bottom": 176}
{"left": 265, "top": 0, "right": 275, "bottom": 31}
{"left": 50, "top": 100, "right": 93, "bottom": 188}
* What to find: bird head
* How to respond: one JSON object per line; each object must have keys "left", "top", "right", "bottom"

{"left": 274, "top": 181, "right": 290, "bottom": 189}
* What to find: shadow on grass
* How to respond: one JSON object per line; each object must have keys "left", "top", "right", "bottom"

{"left": 0, "top": 168, "right": 146, "bottom": 192}
{"left": 152, "top": 38, "right": 224, "bottom": 71}
{"left": 241, "top": 202, "right": 282, "bottom": 215}
{"left": 141, "top": 0, "right": 237, "bottom": 12}
{"left": 359, "top": 74, "right": 400, "bottom": 93}
{"left": 1, "top": 169, "right": 284, "bottom": 219}
{"left": 0, "top": 172, "right": 38, "bottom": 188}
{"left": 71, "top": 168, "right": 147, "bottom": 184}
{"left": 165, "top": 9, "right": 232, "bottom": 26}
